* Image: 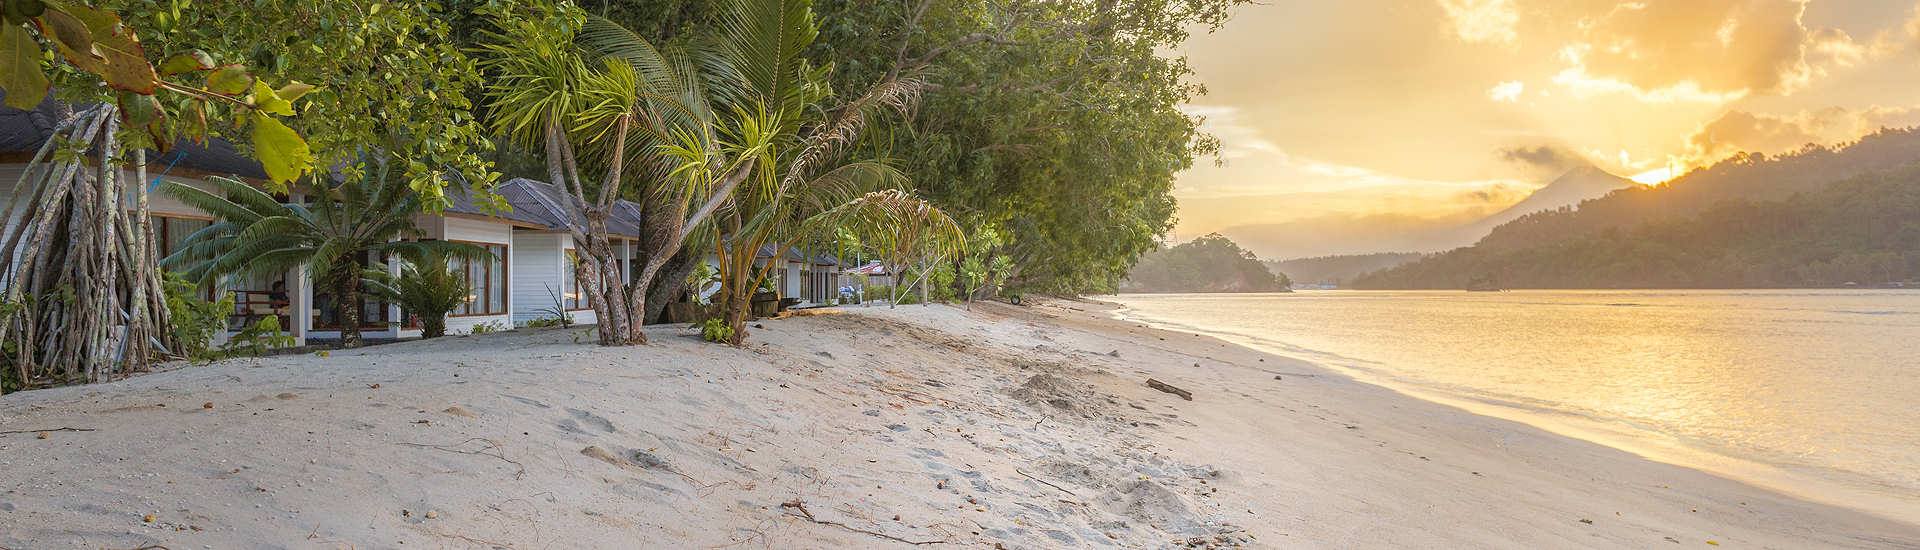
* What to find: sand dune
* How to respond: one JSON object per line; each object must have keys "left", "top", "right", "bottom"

{"left": 1, "top": 300, "right": 1914, "bottom": 548}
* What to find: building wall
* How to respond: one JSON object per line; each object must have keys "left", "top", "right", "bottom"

{"left": 433, "top": 216, "right": 514, "bottom": 335}
{"left": 510, "top": 231, "right": 565, "bottom": 325}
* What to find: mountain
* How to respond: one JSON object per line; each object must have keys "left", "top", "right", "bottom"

{"left": 1214, "top": 165, "right": 1629, "bottom": 261}
{"left": 1267, "top": 252, "right": 1425, "bottom": 287}
{"left": 1355, "top": 135, "right": 1920, "bottom": 289}
{"left": 1123, "top": 234, "right": 1293, "bottom": 293}
{"left": 1445, "top": 165, "right": 1633, "bottom": 245}
{"left": 1473, "top": 128, "right": 1920, "bottom": 253}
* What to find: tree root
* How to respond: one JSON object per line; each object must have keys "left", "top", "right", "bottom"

{"left": 779, "top": 500, "right": 947, "bottom": 546}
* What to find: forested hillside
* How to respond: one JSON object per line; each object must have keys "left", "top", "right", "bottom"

{"left": 1125, "top": 234, "right": 1292, "bottom": 292}
{"left": 1355, "top": 161, "right": 1920, "bottom": 289}
{"left": 1268, "top": 252, "right": 1424, "bottom": 286}
{"left": 1474, "top": 128, "right": 1920, "bottom": 253}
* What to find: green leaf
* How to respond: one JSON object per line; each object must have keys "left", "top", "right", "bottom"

{"left": 59, "top": 4, "right": 156, "bottom": 94}
{"left": 158, "top": 50, "right": 214, "bottom": 76}
{"left": 249, "top": 80, "right": 292, "bottom": 116}
{"left": 118, "top": 90, "right": 155, "bottom": 125}
{"left": 34, "top": 8, "right": 99, "bottom": 73}
{"left": 206, "top": 64, "right": 252, "bottom": 95}
{"left": 251, "top": 112, "right": 311, "bottom": 186}
{"left": 0, "top": 24, "right": 48, "bottom": 110}
{"left": 274, "top": 80, "right": 315, "bottom": 103}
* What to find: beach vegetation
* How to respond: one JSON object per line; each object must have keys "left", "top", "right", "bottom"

{"left": 161, "top": 153, "right": 494, "bottom": 348}
{"left": 378, "top": 254, "right": 474, "bottom": 339}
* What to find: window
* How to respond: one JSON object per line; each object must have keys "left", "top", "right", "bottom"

{"left": 152, "top": 214, "right": 212, "bottom": 260}
{"left": 451, "top": 242, "right": 507, "bottom": 316}
{"left": 564, "top": 248, "right": 591, "bottom": 310}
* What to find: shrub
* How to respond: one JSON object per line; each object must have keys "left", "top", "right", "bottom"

{"left": 162, "top": 272, "right": 234, "bottom": 361}
{"left": 386, "top": 254, "right": 473, "bottom": 338}
{"left": 699, "top": 318, "right": 733, "bottom": 343}
{"left": 222, "top": 316, "right": 294, "bottom": 358}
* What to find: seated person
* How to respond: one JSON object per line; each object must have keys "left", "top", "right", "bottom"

{"left": 267, "top": 281, "right": 289, "bottom": 309}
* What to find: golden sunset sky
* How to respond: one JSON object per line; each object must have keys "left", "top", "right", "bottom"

{"left": 1173, "top": 0, "right": 1920, "bottom": 255}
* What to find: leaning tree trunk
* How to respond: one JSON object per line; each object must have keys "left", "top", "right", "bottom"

{"left": 0, "top": 106, "right": 176, "bottom": 392}
{"left": 643, "top": 251, "right": 697, "bottom": 324}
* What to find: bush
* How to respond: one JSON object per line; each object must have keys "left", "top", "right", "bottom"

{"left": 388, "top": 255, "right": 473, "bottom": 338}
{"left": 698, "top": 318, "right": 733, "bottom": 343}
{"left": 162, "top": 272, "right": 233, "bottom": 361}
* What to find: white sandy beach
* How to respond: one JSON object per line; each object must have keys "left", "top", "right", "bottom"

{"left": 1, "top": 298, "right": 1916, "bottom": 549}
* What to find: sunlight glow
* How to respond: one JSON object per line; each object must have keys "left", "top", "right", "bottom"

{"left": 1629, "top": 167, "right": 1674, "bottom": 186}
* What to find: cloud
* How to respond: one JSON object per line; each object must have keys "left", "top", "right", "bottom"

{"left": 1555, "top": 0, "right": 1831, "bottom": 101}
{"left": 1182, "top": 104, "right": 1279, "bottom": 160}
{"left": 1487, "top": 80, "right": 1525, "bottom": 102}
{"left": 1498, "top": 144, "right": 1576, "bottom": 170}
{"left": 1680, "top": 105, "right": 1920, "bottom": 167}
{"left": 1437, "top": 0, "right": 1519, "bottom": 46}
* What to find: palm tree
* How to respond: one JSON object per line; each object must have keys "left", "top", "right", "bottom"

{"left": 476, "top": 2, "right": 746, "bottom": 345}
{"left": 373, "top": 253, "right": 472, "bottom": 339}
{"left": 161, "top": 154, "right": 492, "bottom": 347}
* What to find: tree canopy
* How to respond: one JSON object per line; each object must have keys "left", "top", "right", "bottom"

{"left": 1123, "top": 233, "right": 1289, "bottom": 293}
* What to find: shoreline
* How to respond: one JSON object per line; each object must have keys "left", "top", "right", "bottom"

{"left": 2, "top": 299, "right": 1916, "bottom": 548}
{"left": 1105, "top": 299, "right": 1920, "bottom": 527}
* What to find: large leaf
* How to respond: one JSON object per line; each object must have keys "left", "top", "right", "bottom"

{"left": 0, "top": 24, "right": 47, "bottom": 110}
{"left": 206, "top": 64, "right": 251, "bottom": 95}
{"left": 249, "top": 80, "right": 292, "bottom": 116}
{"left": 60, "top": 4, "right": 156, "bottom": 94}
{"left": 251, "top": 112, "right": 310, "bottom": 186}
{"left": 158, "top": 50, "right": 213, "bottom": 76}
{"left": 274, "top": 80, "right": 315, "bottom": 103}
{"left": 34, "top": 8, "right": 98, "bottom": 72}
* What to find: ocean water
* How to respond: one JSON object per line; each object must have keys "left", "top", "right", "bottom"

{"left": 1109, "top": 290, "right": 1920, "bottom": 520}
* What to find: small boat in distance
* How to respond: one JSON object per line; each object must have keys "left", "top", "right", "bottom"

{"left": 1466, "top": 274, "right": 1504, "bottom": 292}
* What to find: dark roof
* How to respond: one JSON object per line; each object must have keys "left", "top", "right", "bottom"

{"left": 0, "top": 91, "right": 269, "bottom": 180}
{"left": 756, "top": 243, "right": 839, "bottom": 266}
{"left": 495, "top": 178, "right": 644, "bottom": 239}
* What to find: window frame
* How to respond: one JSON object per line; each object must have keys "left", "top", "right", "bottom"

{"left": 447, "top": 239, "right": 509, "bottom": 318}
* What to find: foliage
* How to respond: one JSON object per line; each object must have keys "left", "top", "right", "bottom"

{"left": 1267, "top": 253, "right": 1426, "bottom": 287}
{"left": 685, "top": 262, "right": 717, "bottom": 304}
{"left": 1123, "top": 234, "right": 1291, "bottom": 293}
{"left": 957, "top": 226, "right": 1014, "bottom": 304}
{"left": 1472, "top": 128, "right": 1920, "bottom": 254}
{"left": 531, "top": 283, "right": 575, "bottom": 328}
{"left": 1356, "top": 161, "right": 1920, "bottom": 289}
{"left": 161, "top": 153, "right": 491, "bottom": 347}
{"left": 92, "top": 0, "right": 500, "bottom": 204}
{"left": 807, "top": 0, "right": 1248, "bottom": 294}
{"left": 161, "top": 271, "right": 232, "bottom": 360}
{"left": 698, "top": 317, "right": 733, "bottom": 343}
{"left": 378, "top": 254, "right": 473, "bottom": 339}
{"left": 468, "top": 320, "right": 507, "bottom": 335}
{"left": 0, "top": 0, "right": 319, "bottom": 184}
{"left": 473, "top": 0, "right": 743, "bottom": 345}
{"left": 220, "top": 315, "right": 294, "bottom": 358}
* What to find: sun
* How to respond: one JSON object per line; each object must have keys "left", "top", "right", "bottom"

{"left": 1628, "top": 167, "right": 1674, "bottom": 186}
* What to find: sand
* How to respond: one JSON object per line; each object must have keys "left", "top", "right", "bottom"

{"left": 1, "top": 298, "right": 1916, "bottom": 549}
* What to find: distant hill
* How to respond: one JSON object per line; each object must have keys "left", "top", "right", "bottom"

{"left": 1355, "top": 156, "right": 1920, "bottom": 289}
{"left": 1443, "top": 165, "right": 1632, "bottom": 246}
{"left": 1215, "top": 164, "right": 1629, "bottom": 260}
{"left": 1473, "top": 128, "right": 1920, "bottom": 253}
{"left": 1267, "top": 252, "right": 1425, "bottom": 287}
{"left": 1124, "top": 234, "right": 1293, "bottom": 293}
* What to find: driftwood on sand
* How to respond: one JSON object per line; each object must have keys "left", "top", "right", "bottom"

{"left": 1146, "top": 378, "right": 1192, "bottom": 400}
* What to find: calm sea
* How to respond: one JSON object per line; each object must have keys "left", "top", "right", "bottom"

{"left": 1109, "top": 290, "right": 1920, "bottom": 520}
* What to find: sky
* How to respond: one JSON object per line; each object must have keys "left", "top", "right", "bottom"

{"left": 1172, "top": 0, "right": 1920, "bottom": 259}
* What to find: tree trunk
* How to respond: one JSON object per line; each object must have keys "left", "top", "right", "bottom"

{"left": 334, "top": 270, "right": 363, "bottom": 348}
{"left": 644, "top": 252, "right": 697, "bottom": 324}
{"left": 421, "top": 315, "right": 446, "bottom": 339}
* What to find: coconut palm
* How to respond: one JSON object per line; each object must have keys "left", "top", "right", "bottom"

{"left": 161, "top": 154, "right": 492, "bottom": 347}
{"left": 475, "top": 1, "right": 749, "bottom": 345}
